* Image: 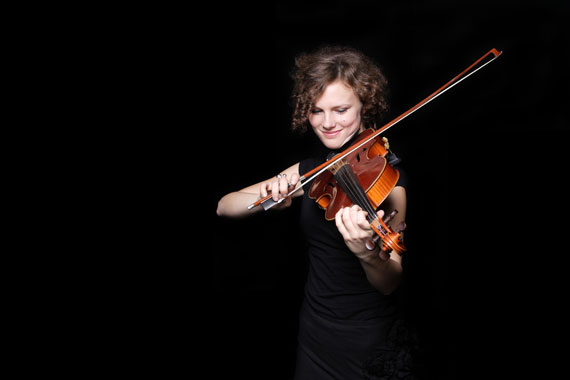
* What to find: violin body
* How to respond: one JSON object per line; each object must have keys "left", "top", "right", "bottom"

{"left": 308, "top": 129, "right": 400, "bottom": 221}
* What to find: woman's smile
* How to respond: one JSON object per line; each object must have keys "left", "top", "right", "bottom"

{"left": 322, "top": 129, "right": 341, "bottom": 137}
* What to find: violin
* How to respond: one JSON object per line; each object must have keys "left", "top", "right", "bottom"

{"left": 308, "top": 129, "right": 407, "bottom": 255}
{"left": 248, "top": 48, "right": 503, "bottom": 256}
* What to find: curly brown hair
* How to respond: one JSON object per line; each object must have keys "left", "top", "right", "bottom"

{"left": 290, "top": 46, "right": 389, "bottom": 133}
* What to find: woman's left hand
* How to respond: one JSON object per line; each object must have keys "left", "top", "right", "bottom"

{"left": 335, "top": 205, "right": 388, "bottom": 261}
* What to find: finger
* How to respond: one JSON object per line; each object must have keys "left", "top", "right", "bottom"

{"left": 348, "top": 206, "right": 360, "bottom": 230}
{"left": 335, "top": 208, "right": 350, "bottom": 239}
{"left": 271, "top": 180, "right": 280, "bottom": 201}
{"left": 342, "top": 206, "right": 362, "bottom": 238}
{"left": 260, "top": 182, "right": 269, "bottom": 198}
{"left": 354, "top": 207, "right": 371, "bottom": 230}
{"left": 289, "top": 173, "right": 300, "bottom": 187}
{"left": 376, "top": 209, "right": 385, "bottom": 220}
{"left": 348, "top": 205, "right": 371, "bottom": 232}
{"left": 343, "top": 206, "right": 356, "bottom": 230}
{"left": 278, "top": 175, "right": 289, "bottom": 196}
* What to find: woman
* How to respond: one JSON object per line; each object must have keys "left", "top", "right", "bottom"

{"left": 217, "top": 46, "right": 413, "bottom": 379}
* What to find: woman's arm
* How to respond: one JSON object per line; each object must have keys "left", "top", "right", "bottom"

{"left": 216, "top": 162, "right": 303, "bottom": 218}
{"left": 335, "top": 186, "right": 407, "bottom": 294}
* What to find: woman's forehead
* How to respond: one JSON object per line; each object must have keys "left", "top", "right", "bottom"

{"left": 314, "top": 80, "right": 359, "bottom": 106}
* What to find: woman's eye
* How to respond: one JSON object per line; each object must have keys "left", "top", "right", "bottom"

{"left": 311, "top": 109, "right": 322, "bottom": 114}
{"left": 336, "top": 108, "right": 347, "bottom": 113}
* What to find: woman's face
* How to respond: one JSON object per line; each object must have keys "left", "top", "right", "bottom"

{"left": 309, "top": 80, "right": 363, "bottom": 150}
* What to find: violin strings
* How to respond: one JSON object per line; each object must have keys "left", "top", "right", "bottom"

{"left": 333, "top": 161, "right": 379, "bottom": 223}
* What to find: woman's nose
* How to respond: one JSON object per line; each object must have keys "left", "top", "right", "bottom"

{"left": 322, "top": 113, "right": 335, "bottom": 129}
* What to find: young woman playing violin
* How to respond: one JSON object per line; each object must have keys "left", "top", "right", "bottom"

{"left": 217, "top": 46, "right": 412, "bottom": 379}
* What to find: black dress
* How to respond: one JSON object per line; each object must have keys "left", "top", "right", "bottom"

{"left": 294, "top": 151, "right": 414, "bottom": 380}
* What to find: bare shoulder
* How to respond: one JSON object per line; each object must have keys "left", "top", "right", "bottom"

{"left": 386, "top": 186, "right": 407, "bottom": 211}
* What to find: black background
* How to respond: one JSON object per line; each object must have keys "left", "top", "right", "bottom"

{"left": 201, "top": 1, "right": 569, "bottom": 379}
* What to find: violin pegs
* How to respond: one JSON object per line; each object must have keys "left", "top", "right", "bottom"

{"left": 383, "top": 209, "right": 398, "bottom": 224}
{"left": 365, "top": 240, "right": 376, "bottom": 251}
{"left": 378, "top": 249, "right": 391, "bottom": 261}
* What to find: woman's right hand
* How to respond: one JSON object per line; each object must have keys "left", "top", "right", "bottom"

{"left": 260, "top": 172, "right": 300, "bottom": 210}
{"left": 217, "top": 163, "right": 303, "bottom": 218}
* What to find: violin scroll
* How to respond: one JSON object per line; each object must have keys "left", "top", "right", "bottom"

{"left": 366, "top": 209, "right": 407, "bottom": 257}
